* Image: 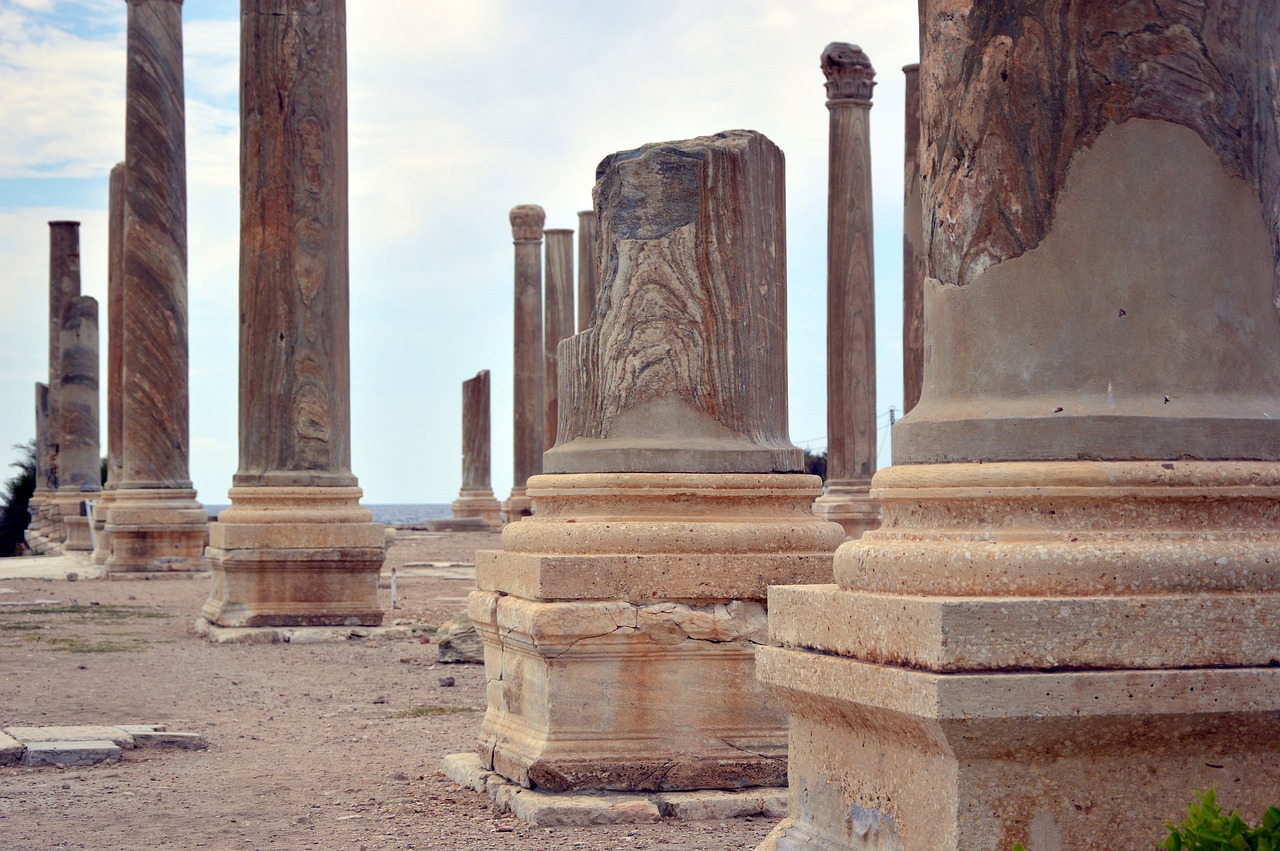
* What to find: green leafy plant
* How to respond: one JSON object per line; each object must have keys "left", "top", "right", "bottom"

{"left": 1162, "top": 787, "right": 1280, "bottom": 851}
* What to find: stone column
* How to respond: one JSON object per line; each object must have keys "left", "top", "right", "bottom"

{"left": 575, "top": 210, "right": 597, "bottom": 332}
{"left": 811, "top": 44, "right": 881, "bottom": 538}
{"left": 203, "top": 0, "right": 384, "bottom": 628}
{"left": 467, "top": 130, "right": 844, "bottom": 795}
{"left": 502, "top": 205, "right": 544, "bottom": 520}
{"left": 761, "top": 4, "right": 1280, "bottom": 849}
{"left": 46, "top": 221, "right": 81, "bottom": 507}
{"left": 91, "top": 162, "right": 127, "bottom": 564}
{"left": 105, "top": 0, "right": 208, "bottom": 573}
{"left": 543, "top": 228, "right": 574, "bottom": 452}
{"left": 902, "top": 63, "right": 925, "bottom": 415}
{"left": 432, "top": 370, "right": 502, "bottom": 530}
{"left": 53, "top": 296, "right": 101, "bottom": 551}
{"left": 25, "top": 383, "right": 54, "bottom": 554}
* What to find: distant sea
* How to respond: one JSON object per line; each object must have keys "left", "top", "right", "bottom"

{"left": 205, "top": 503, "right": 452, "bottom": 526}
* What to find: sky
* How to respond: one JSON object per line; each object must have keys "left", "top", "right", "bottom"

{"left": 0, "top": 0, "right": 919, "bottom": 506}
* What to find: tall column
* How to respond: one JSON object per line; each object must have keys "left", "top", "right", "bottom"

{"left": 469, "top": 130, "right": 843, "bottom": 795}
{"left": 575, "top": 210, "right": 597, "bottom": 332}
{"left": 543, "top": 227, "right": 573, "bottom": 452}
{"left": 53, "top": 296, "right": 101, "bottom": 551}
{"left": 503, "top": 204, "right": 544, "bottom": 520}
{"left": 435, "top": 370, "right": 501, "bottom": 530}
{"left": 811, "top": 44, "right": 881, "bottom": 538}
{"left": 105, "top": 0, "right": 208, "bottom": 573}
{"left": 91, "top": 162, "right": 127, "bottom": 564}
{"left": 46, "top": 221, "right": 81, "bottom": 503}
{"left": 902, "top": 63, "right": 925, "bottom": 415}
{"left": 761, "top": 3, "right": 1280, "bottom": 849}
{"left": 203, "top": 0, "right": 384, "bottom": 628}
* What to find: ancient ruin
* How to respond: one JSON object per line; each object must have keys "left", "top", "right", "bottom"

{"left": 25, "top": 383, "right": 53, "bottom": 552}
{"left": 52, "top": 296, "right": 100, "bottom": 551}
{"left": 811, "top": 43, "right": 880, "bottom": 539}
{"left": 468, "top": 130, "right": 843, "bottom": 796}
{"left": 104, "top": 0, "right": 208, "bottom": 573}
{"left": 761, "top": 5, "right": 1280, "bottom": 849}
{"left": 503, "top": 204, "right": 545, "bottom": 520}
{"left": 902, "top": 62, "right": 924, "bottom": 415}
{"left": 434, "top": 370, "right": 501, "bottom": 530}
{"left": 543, "top": 228, "right": 574, "bottom": 453}
{"left": 91, "top": 162, "right": 127, "bottom": 564}
{"left": 203, "top": 0, "right": 384, "bottom": 628}
{"left": 575, "top": 209, "right": 597, "bottom": 332}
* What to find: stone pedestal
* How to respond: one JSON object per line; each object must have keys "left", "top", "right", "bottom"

{"left": 503, "top": 204, "right": 545, "bottom": 520}
{"left": 575, "top": 210, "right": 597, "bottom": 333}
{"left": 205, "top": 0, "right": 383, "bottom": 628}
{"left": 762, "top": 4, "right": 1280, "bottom": 849}
{"left": 447, "top": 370, "right": 501, "bottom": 529}
{"left": 51, "top": 296, "right": 101, "bottom": 551}
{"left": 92, "top": 162, "right": 127, "bottom": 565}
{"left": 105, "top": 0, "right": 207, "bottom": 573}
{"left": 811, "top": 44, "right": 880, "bottom": 539}
{"left": 543, "top": 228, "right": 573, "bottom": 453}
{"left": 902, "top": 63, "right": 924, "bottom": 415}
{"left": 474, "top": 130, "right": 843, "bottom": 796}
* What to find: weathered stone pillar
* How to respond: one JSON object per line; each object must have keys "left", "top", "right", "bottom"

{"left": 502, "top": 205, "right": 544, "bottom": 520}
{"left": 91, "top": 162, "right": 127, "bottom": 564}
{"left": 53, "top": 296, "right": 101, "bottom": 551}
{"left": 434, "top": 370, "right": 501, "bottom": 530}
{"left": 25, "top": 383, "right": 54, "bottom": 553}
{"left": 543, "top": 228, "right": 574, "bottom": 452}
{"left": 811, "top": 44, "right": 881, "bottom": 539}
{"left": 203, "top": 0, "right": 384, "bottom": 628}
{"left": 761, "top": 4, "right": 1280, "bottom": 849}
{"left": 470, "top": 130, "right": 843, "bottom": 794}
{"left": 575, "top": 210, "right": 597, "bottom": 332}
{"left": 902, "top": 63, "right": 924, "bottom": 415}
{"left": 46, "top": 221, "right": 81, "bottom": 510}
{"left": 105, "top": 0, "right": 208, "bottom": 573}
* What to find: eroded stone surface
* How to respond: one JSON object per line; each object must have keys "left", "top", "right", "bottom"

{"left": 448, "top": 371, "right": 500, "bottom": 528}
{"left": 576, "top": 210, "right": 598, "bottom": 333}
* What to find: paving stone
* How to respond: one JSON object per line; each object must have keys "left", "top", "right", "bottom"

{"left": 4, "top": 725, "right": 136, "bottom": 748}
{"left": 441, "top": 751, "right": 491, "bottom": 793}
{"left": 115, "top": 724, "right": 168, "bottom": 735}
{"left": 0, "top": 730, "right": 24, "bottom": 765}
{"left": 654, "top": 789, "right": 766, "bottom": 820}
{"left": 762, "top": 791, "right": 788, "bottom": 819}
{"left": 23, "top": 740, "right": 120, "bottom": 767}
{"left": 508, "top": 791, "right": 662, "bottom": 826}
{"left": 130, "top": 731, "right": 207, "bottom": 750}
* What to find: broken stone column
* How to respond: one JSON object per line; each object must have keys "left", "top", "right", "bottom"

{"left": 811, "top": 44, "right": 881, "bottom": 539}
{"left": 203, "top": 0, "right": 384, "bottom": 628}
{"left": 761, "top": 4, "right": 1280, "bottom": 849}
{"left": 575, "top": 210, "right": 597, "bottom": 332}
{"left": 902, "top": 62, "right": 924, "bottom": 415}
{"left": 91, "top": 162, "right": 127, "bottom": 565}
{"left": 503, "top": 205, "right": 545, "bottom": 520}
{"left": 543, "top": 228, "right": 574, "bottom": 452}
{"left": 436, "top": 370, "right": 502, "bottom": 530}
{"left": 53, "top": 296, "right": 101, "bottom": 551}
{"left": 45, "top": 221, "right": 81, "bottom": 539}
{"left": 471, "top": 130, "right": 844, "bottom": 794}
{"left": 105, "top": 0, "right": 208, "bottom": 573}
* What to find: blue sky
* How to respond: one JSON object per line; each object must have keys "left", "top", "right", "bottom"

{"left": 0, "top": 0, "right": 918, "bottom": 504}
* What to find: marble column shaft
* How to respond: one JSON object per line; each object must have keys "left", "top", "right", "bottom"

{"left": 203, "top": 0, "right": 383, "bottom": 628}
{"left": 575, "top": 210, "right": 598, "bottom": 332}
{"left": 506, "top": 204, "right": 545, "bottom": 518}
{"left": 47, "top": 220, "right": 81, "bottom": 493}
{"left": 92, "top": 163, "right": 127, "bottom": 564}
{"left": 543, "top": 228, "right": 574, "bottom": 452}
{"left": 902, "top": 63, "right": 925, "bottom": 415}
{"left": 56, "top": 296, "right": 101, "bottom": 494}
{"left": 33, "top": 383, "right": 51, "bottom": 498}
{"left": 440, "top": 369, "right": 502, "bottom": 530}
{"left": 106, "top": 0, "right": 207, "bottom": 572}
{"left": 761, "top": 3, "right": 1280, "bottom": 849}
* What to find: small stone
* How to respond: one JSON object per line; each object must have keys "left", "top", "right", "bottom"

{"left": 65, "top": 572, "right": 78, "bottom": 582}
{"left": 372, "top": 696, "right": 388, "bottom": 705}
{"left": 438, "top": 676, "right": 456, "bottom": 687}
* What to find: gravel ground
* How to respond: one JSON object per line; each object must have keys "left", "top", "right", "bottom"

{"left": 0, "top": 531, "right": 775, "bottom": 850}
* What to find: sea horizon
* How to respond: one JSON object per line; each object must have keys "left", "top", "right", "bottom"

{"left": 204, "top": 503, "right": 452, "bottom": 526}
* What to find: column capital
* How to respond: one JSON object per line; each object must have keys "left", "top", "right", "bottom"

{"left": 510, "top": 204, "right": 546, "bottom": 243}
{"left": 822, "top": 42, "right": 875, "bottom": 107}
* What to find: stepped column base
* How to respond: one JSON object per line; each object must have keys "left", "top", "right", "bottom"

{"left": 104, "top": 487, "right": 208, "bottom": 572}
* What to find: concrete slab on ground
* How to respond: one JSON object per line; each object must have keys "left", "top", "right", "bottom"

{"left": 4, "top": 725, "right": 137, "bottom": 748}
{"left": 442, "top": 752, "right": 787, "bottom": 826}
{"left": 23, "top": 740, "right": 121, "bottom": 767}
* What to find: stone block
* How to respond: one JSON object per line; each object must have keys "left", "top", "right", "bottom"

{"left": 0, "top": 730, "right": 24, "bottom": 765}
{"left": 442, "top": 751, "right": 491, "bottom": 792}
{"left": 22, "top": 740, "right": 121, "bottom": 767}
{"left": 653, "top": 790, "right": 767, "bottom": 820}
{"left": 508, "top": 792, "right": 661, "bottom": 826}
{"left": 4, "top": 725, "right": 136, "bottom": 748}
{"left": 130, "top": 731, "right": 207, "bottom": 750}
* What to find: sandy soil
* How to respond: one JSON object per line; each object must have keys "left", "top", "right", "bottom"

{"left": 0, "top": 531, "right": 775, "bottom": 850}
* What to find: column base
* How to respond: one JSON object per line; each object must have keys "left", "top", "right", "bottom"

{"left": 811, "top": 481, "right": 880, "bottom": 539}
{"left": 89, "top": 490, "right": 116, "bottom": 565}
{"left": 503, "top": 488, "right": 533, "bottom": 521}
{"left": 450, "top": 487, "right": 503, "bottom": 528}
{"left": 203, "top": 486, "right": 385, "bottom": 628}
{"left": 476, "top": 472, "right": 845, "bottom": 793}
{"left": 104, "top": 487, "right": 208, "bottom": 573}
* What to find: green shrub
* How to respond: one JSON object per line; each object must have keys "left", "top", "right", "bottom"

{"left": 0, "top": 440, "right": 36, "bottom": 557}
{"left": 1162, "top": 788, "right": 1280, "bottom": 851}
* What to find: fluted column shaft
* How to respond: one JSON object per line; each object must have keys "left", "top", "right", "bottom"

{"left": 575, "top": 210, "right": 598, "bottom": 332}
{"left": 543, "top": 228, "right": 574, "bottom": 452}
{"left": 119, "top": 0, "right": 191, "bottom": 490}
{"left": 902, "top": 63, "right": 924, "bottom": 415}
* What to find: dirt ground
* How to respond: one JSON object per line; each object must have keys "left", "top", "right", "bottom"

{"left": 0, "top": 530, "right": 776, "bottom": 850}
